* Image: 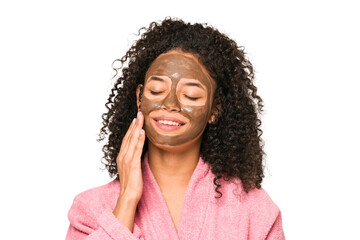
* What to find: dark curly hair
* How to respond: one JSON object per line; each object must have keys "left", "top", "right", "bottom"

{"left": 98, "top": 18, "right": 265, "bottom": 197}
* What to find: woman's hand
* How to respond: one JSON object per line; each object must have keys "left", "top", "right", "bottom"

{"left": 112, "top": 111, "right": 145, "bottom": 231}
{"left": 117, "top": 111, "right": 145, "bottom": 202}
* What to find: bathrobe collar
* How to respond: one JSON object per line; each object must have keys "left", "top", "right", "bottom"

{"left": 139, "top": 153, "right": 214, "bottom": 240}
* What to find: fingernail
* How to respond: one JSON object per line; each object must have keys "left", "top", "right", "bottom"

{"left": 137, "top": 111, "right": 142, "bottom": 118}
{"left": 132, "top": 118, "right": 136, "bottom": 124}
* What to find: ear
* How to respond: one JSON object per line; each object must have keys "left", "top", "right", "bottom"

{"left": 208, "top": 97, "right": 221, "bottom": 124}
{"left": 208, "top": 115, "right": 216, "bottom": 124}
{"left": 136, "top": 84, "right": 143, "bottom": 111}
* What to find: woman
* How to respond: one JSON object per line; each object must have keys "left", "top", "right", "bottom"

{"left": 66, "top": 18, "right": 284, "bottom": 240}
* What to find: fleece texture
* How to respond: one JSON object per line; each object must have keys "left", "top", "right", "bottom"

{"left": 66, "top": 155, "right": 285, "bottom": 239}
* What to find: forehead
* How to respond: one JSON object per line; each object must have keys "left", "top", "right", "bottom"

{"left": 145, "top": 50, "right": 216, "bottom": 89}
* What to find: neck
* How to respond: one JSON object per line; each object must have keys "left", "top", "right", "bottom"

{"left": 147, "top": 138, "right": 201, "bottom": 191}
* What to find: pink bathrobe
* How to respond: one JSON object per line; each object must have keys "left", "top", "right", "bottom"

{"left": 66, "top": 155, "right": 284, "bottom": 239}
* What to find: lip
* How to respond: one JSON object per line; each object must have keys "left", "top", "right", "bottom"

{"left": 151, "top": 115, "right": 187, "bottom": 133}
{"left": 153, "top": 119, "right": 184, "bottom": 131}
{"left": 153, "top": 115, "right": 186, "bottom": 125}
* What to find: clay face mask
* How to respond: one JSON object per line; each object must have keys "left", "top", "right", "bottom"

{"left": 139, "top": 50, "right": 216, "bottom": 147}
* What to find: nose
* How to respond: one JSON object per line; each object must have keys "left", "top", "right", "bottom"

{"left": 162, "top": 90, "right": 181, "bottom": 112}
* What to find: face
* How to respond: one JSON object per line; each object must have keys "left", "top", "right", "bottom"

{"left": 138, "top": 49, "right": 216, "bottom": 147}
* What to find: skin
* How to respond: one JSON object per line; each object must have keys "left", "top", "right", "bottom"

{"left": 138, "top": 49, "right": 217, "bottom": 147}
{"left": 113, "top": 112, "right": 145, "bottom": 232}
{"left": 113, "top": 49, "right": 217, "bottom": 232}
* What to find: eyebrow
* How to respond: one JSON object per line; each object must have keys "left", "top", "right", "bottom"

{"left": 148, "top": 76, "right": 205, "bottom": 89}
{"left": 149, "top": 76, "right": 166, "bottom": 82}
{"left": 184, "top": 82, "right": 205, "bottom": 90}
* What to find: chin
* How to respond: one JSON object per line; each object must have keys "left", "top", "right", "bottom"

{"left": 148, "top": 135, "right": 203, "bottom": 153}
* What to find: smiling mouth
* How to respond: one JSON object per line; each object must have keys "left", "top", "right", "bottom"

{"left": 152, "top": 117, "right": 186, "bottom": 132}
{"left": 155, "top": 119, "right": 184, "bottom": 126}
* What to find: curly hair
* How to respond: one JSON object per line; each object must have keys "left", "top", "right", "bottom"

{"left": 98, "top": 18, "right": 265, "bottom": 197}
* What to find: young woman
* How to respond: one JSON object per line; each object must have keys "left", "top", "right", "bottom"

{"left": 66, "top": 18, "right": 284, "bottom": 240}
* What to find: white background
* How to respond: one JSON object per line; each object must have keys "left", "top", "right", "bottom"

{"left": 1, "top": 0, "right": 359, "bottom": 239}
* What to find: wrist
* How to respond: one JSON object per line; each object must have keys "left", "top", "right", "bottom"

{"left": 113, "top": 193, "right": 139, "bottom": 231}
{"left": 119, "top": 189, "right": 142, "bottom": 203}
{"left": 113, "top": 194, "right": 139, "bottom": 215}
{"left": 119, "top": 194, "right": 140, "bottom": 205}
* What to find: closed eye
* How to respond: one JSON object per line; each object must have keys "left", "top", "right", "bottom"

{"left": 150, "top": 90, "right": 164, "bottom": 95}
{"left": 185, "top": 95, "right": 200, "bottom": 101}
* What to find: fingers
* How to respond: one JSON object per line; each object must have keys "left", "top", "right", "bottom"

{"left": 124, "top": 112, "right": 144, "bottom": 160}
{"left": 133, "top": 129, "right": 145, "bottom": 165}
{"left": 122, "top": 118, "right": 136, "bottom": 145}
{"left": 116, "top": 111, "right": 145, "bottom": 202}
{"left": 125, "top": 112, "right": 143, "bottom": 150}
{"left": 118, "top": 111, "right": 145, "bottom": 163}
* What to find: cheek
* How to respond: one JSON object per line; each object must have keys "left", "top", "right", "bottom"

{"left": 140, "top": 96, "right": 162, "bottom": 115}
{"left": 183, "top": 105, "right": 210, "bottom": 123}
{"left": 187, "top": 94, "right": 211, "bottom": 117}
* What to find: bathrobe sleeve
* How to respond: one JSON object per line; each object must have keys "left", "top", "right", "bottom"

{"left": 65, "top": 195, "right": 144, "bottom": 240}
{"left": 266, "top": 211, "right": 285, "bottom": 240}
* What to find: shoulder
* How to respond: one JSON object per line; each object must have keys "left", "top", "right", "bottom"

{"left": 245, "top": 187, "right": 280, "bottom": 217}
{"left": 72, "top": 179, "right": 120, "bottom": 207}
{"left": 220, "top": 179, "right": 284, "bottom": 238}
{"left": 67, "top": 179, "right": 120, "bottom": 233}
{"left": 220, "top": 178, "right": 280, "bottom": 220}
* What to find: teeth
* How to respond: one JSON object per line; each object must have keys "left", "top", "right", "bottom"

{"left": 157, "top": 120, "right": 182, "bottom": 126}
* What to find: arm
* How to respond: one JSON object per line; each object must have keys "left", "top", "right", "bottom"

{"left": 66, "top": 112, "right": 145, "bottom": 240}
{"left": 112, "top": 111, "right": 145, "bottom": 232}
{"left": 112, "top": 196, "right": 138, "bottom": 233}
{"left": 65, "top": 196, "right": 143, "bottom": 240}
